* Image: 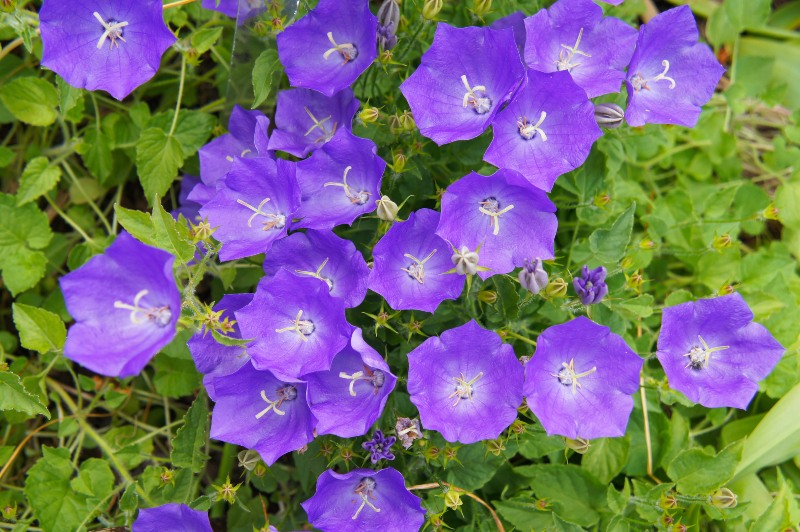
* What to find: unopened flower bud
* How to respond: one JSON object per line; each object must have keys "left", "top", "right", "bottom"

{"left": 237, "top": 449, "right": 260, "bottom": 471}
{"left": 518, "top": 258, "right": 548, "bottom": 294}
{"left": 377, "top": 0, "right": 400, "bottom": 50}
{"left": 388, "top": 114, "right": 403, "bottom": 134}
{"left": 639, "top": 238, "right": 655, "bottom": 250}
{"left": 763, "top": 203, "right": 779, "bottom": 220}
{"left": 422, "top": 0, "right": 443, "bottom": 20}
{"left": 485, "top": 438, "right": 506, "bottom": 456}
{"left": 544, "top": 277, "right": 568, "bottom": 298}
{"left": 444, "top": 491, "right": 463, "bottom": 510}
{"left": 376, "top": 195, "right": 399, "bottom": 221}
{"left": 423, "top": 445, "right": 440, "bottom": 461}
{"left": 379, "top": 49, "right": 394, "bottom": 64}
{"left": 472, "top": 0, "right": 492, "bottom": 17}
{"left": 659, "top": 491, "right": 679, "bottom": 510}
{"left": 359, "top": 106, "right": 380, "bottom": 123}
{"left": 1, "top": 504, "right": 16, "bottom": 520}
{"left": 594, "top": 102, "right": 625, "bottom": 129}
{"left": 160, "top": 467, "right": 175, "bottom": 485}
{"left": 392, "top": 152, "right": 406, "bottom": 173}
{"left": 451, "top": 246, "right": 479, "bottom": 275}
{"left": 477, "top": 289, "right": 497, "bottom": 304}
{"left": 565, "top": 437, "right": 591, "bottom": 454}
{"left": 710, "top": 488, "right": 737, "bottom": 509}
{"left": 593, "top": 192, "right": 611, "bottom": 208}
{"left": 253, "top": 462, "right": 267, "bottom": 477}
{"left": 712, "top": 233, "right": 733, "bottom": 250}
{"left": 718, "top": 283, "right": 737, "bottom": 295}
{"left": 399, "top": 110, "right": 415, "bottom": 131}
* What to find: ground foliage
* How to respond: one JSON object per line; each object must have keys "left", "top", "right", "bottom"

{"left": 1, "top": 0, "right": 800, "bottom": 530}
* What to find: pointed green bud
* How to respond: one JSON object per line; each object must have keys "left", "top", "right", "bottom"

{"left": 376, "top": 195, "right": 399, "bottom": 221}
{"left": 544, "top": 277, "right": 568, "bottom": 298}
{"left": 422, "top": 0, "right": 443, "bottom": 20}
{"left": 710, "top": 488, "right": 738, "bottom": 509}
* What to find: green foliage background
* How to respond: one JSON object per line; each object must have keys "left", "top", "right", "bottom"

{"left": 1, "top": 0, "right": 800, "bottom": 530}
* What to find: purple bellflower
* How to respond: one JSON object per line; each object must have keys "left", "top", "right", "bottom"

{"left": 172, "top": 175, "right": 202, "bottom": 224}
{"left": 625, "top": 6, "right": 725, "bottom": 127}
{"left": 262, "top": 229, "right": 370, "bottom": 309}
{"left": 305, "top": 329, "right": 397, "bottom": 438}
{"left": 484, "top": 69, "right": 602, "bottom": 192}
{"left": 656, "top": 293, "right": 785, "bottom": 409}
{"left": 573, "top": 265, "right": 608, "bottom": 305}
{"left": 369, "top": 208, "right": 465, "bottom": 313}
{"left": 133, "top": 503, "right": 212, "bottom": 532}
{"left": 39, "top": 0, "right": 176, "bottom": 100}
{"left": 407, "top": 320, "right": 524, "bottom": 444}
{"left": 199, "top": 157, "right": 300, "bottom": 262}
{"left": 276, "top": 0, "right": 378, "bottom": 97}
{"left": 294, "top": 131, "right": 386, "bottom": 230}
{"left": 523, "top": 0, "right": 638, "bottom": 98}
{"left": 491, "top": 12, "right": 527, "bottom": 55}
{"left": 210, "top": 362, "right": 316, "bottom": 466}
{"left": 363, "top": 430, "right": 396, "bottom": 464}
{"left": 519, "top": 259, "right": 549, "bottom": 294}
{"left": 524, "top": 316, "right": 643, "bottom": 439}
{"left": 198, "top": 105, "right": 272, "bottom": 189}
{"left": 187, "top": 294, "right": 253, "bottom": 400}
{"left": 268, "top": 88, "right": 360, "bottom": 158}
{"left": 399, "top": 24, "right": 525, "bottom": 145}
{"left": 302, "top": 468, "right": 425, "bottom": 531}
{"left": 236, "top": 271, "right": 352, "bottom": 380}
{"left": 435, "top": 170, "right": 557, "bottom": 280}
{"left": 59, "top": 233, "right": 180, "bottom": 378}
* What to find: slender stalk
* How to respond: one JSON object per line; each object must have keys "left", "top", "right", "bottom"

{"left": 169, "top": 55, "right": 188, "bottom": 137}
{"left": 640, "top": 375, "right": 661, "bottom": 483}
{"left": 163, "top": 0, "right": 199, "bottom": 9}
{"left": 45, "top": 195, "right": 98, "bottom": 246}
{"left": 408, "top": 482, "right": 505, "bottom": 532}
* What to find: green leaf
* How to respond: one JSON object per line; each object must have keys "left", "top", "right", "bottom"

{"left": 444, "top": 443, "right": 503, "bottom": 491}
{"left": 0, "top": 248, "right": 48, "bottom": 295}
{"left": 583, "top": 436, "right": 630, "bottom": 484}
{"left": 516, "top": 464, "right": 606, "bottom": 527}
{"left": 617, "top": 294, "right": 655, "bottom": 318}
{"left": 56, "top": 76, "right": 84, "bottom": 120}
{"left": 750, "top": 471, "right": 800, "bottom": 531}
{"left": 0, "top": 77, "right": 59, "bottom": 126}
{"left": 252, "top": 49, "right": 281, "bottom": 108}
{"left": 589, "top": 203, "right": 636, "bottom": 264}
{"left": 493, "top": 497, "right": 554, "bottom": 531}
{"left": 0, "top": 146, "right": 14, "bottom": 168}
{"left": 667, "top": 440, "right": 743, "bottom": 495}
{"left": 25, "top": 447, "right": 114, "bottom": 532}
{"left": 775, "top": 182, "right": 800, "bottom": 231}
{"left": 733, "top": 380, "right": 800, "bottom": 481}
{"left": 115, "top": 203, "right": 196, "bottom": 265}
{"left": 171, "top": 393, "right": 210, "bottom": 472}
{"left": 12, "top": 303, "right": 66, "bottom": 354}
{"left": 136, "top": 127, "right": 184, "bottom": 204}
{"left": 81, "top": 129, "right": 114, "bottom": 183}
{"left": 551, "top": 513, "right": 585, "bottom": 532}
{"left": 17, "top": 157, "right": 61, "bottom": 206}
{"left": 707, "top": 0, "right": 771, "bottom": 47}
{"left": 148, "top": 110, "right": 214, "bottom": 157}
{"left": 0, "top": 372, "right": 50, "bottom": 419}
{"left": 191, "top": 27, "right": 223, "bottom": 54}
{"left": 152, "top": 355, "right": 202, "bottom": 399}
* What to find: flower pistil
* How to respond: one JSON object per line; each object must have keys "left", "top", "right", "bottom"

{"left": 401, "top": 249, "right": 438, "bottom": 284}
{"left": 552, "top": 358, "right": 597, "bottom": 395}
{"left": 93, "top": 12, "right": 128, "bottom": 50}
{"left": 449, "top": 371, "right": 484, "bottom": 406}
{"left": 352, "top": 477, "right": 381, "bottom": 519}
{"left": 478, "top": 197, "right": 515, "bottom": 236}
{"left": 324, "top": 165, "right": 371, "bottom": 205}
{"left": 114, "top": 289, "right": 172, "bottom": 327}
{"left": 255, "top": 385, "right": 297, "bottom": 419}
{"left": 556, "top": 28, "right": 591, "bottom": 72}
{"left": 460, "top": 75, "right": 492, "bottom": 115}
{"left": 275, "top": 309, "right": 316, "bottom": 342}
{"left": 683, "top": 335, "right": 729, "bottom": 370}
{"left": 517, "top": 112, "right": 548, "bottom": 141}
{"left": 323, "top": 32, "right": 359, "bottom": 63}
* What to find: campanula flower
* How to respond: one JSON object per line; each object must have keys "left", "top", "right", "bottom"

{"left": 573, "top": 265, "right": 608, "bottom": 305}
{"left": 39, "top": 0, "right": 176, "bottom": 100}
{"left": 302, "top": 468, "right": 425, "bottom": 531}
{"left": 235, "top": 271, "right": 352, "bottom": 380}
{"left": 369, "top": 208, "right": 465, "bottom": 313}
{"left": 523, "top": 0, "right": 638, "bottom": 97}
{"left": 491, "top": 11, "right": 526, "bottom": 54}
{"left": 656, "top": 293, "right": 784, "bottom": 409}
{"left": 362, "top": 430, "right": 396, "bottom": 463}
{"left": 199, "top": 157, "right": 300, "bottom": 262}
{"left": 524, "top": 316, "right": 643, "bottom": 439}
{"left": 484, "top": 69, "right": 601, "bottom": 192}
{"left": 625, "top": 6, "right": 725, "bottom": 127}
{"left": 262, "top": 229, "right": 370, "bottom": 309}
{"left": 133, "top": 503, "right": 212, "bottom": 532}
{"left": 435, "top": 170, "right": 557, "bottom": 280}
{"left": 209, "top": 362, "right": 316, "bottom": 466}
{"left": 172, "top": 175, "right": 202, "bottom": 224}
{"left": 276, "top": 0, "right": 378, "bottom": 97}
{"left": 519, "top": 259, "right": 548, "bottom": 294}
{"left": 305, "top": 329, "right": 397, "bottom": 438}
{"left": 407, "top": 320, "right": 524, "bottom": 443}
{"left": 294, "top": 131, "right": 386, "bottom": 230}
{"left": 267, "top": 88, "right": 360, "bottom": 158}
{"left": 399, "top": 24, "right": 525, "bottom": 145}
{"left": 59, "top": 233, "right": 180, "bottom": 378}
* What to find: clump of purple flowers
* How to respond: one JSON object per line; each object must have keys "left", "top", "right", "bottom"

{"left": 574, "top": 265, "right": 608, "bottom": 305}
{"left": 362, "top": 430, "right": 396, "bottom": 464}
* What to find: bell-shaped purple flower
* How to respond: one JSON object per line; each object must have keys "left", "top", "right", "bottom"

{"left": 573, "top": 265, "right": 608, "bottom": 305}
{"left": 523, "top": 0, "right": 638, "bottom": 98}
{"left": 262, "top": 230, "right": 370, "bottom": 309}
{"left": 407, "top": 320, "right": 524, "bottom": 444}
{"left": 187, "top": 294, "right": 253, "bottom": 400}
{"left": 172, "top": 175, "right": 202, "bottom": 224}
{"left": 39, "top": 0, "right": 176, "bottom": 100}
{"left": 294, "top": 132, "right": 386, "bottom": 230}
{"left": 491, "top": 12, "right": 527, "bottom": 55}
{"left": 199, "top": 157, "right": 300, "bottom": 262}
{"left": 435, "top": 170, "right": 557, "bottom": 280}
{"left": 198, "top": 105, "right": 272, "bottom": 189}
{"left": 484, "top": 69, "right": 602, "bottom": 192}
{"left": 276, "top": 0, "right": 378, "bottom": 97}
{"left": 369, "top": 208, "right": 465, "bottom": 313}
{"left": 399, "top": 24, "right": 525, "bottom": 145}
{"left": 236, "top": 271, "right": 352, "bottom": 380}
{"left": 656, "top": 293, "right": 784, "bottom": 409}
{"left": 302, "top": 468, "right": 425, "bottom": 530}
{"left": 267, "top": 88, "right": 360, "bottom": 158}
{"left": 519, "top": 259, "right": 548, "bottom": 294}
{"left": 625, "top": 6, "right": 725, "bottom": 127}
{"left": 524, "top": 316, "right": 643, "bottom": 439}
{"left": 210, "top": 362, "right": 315, "bottom": 466}
{"left": 59, "top": 233, "right": 180, "bottom": 378}
{"left": 305, "top": 329, "right": 397, "bottom": 438}
{"left": 363, "top": 430, "right": 396, "bottom": 464}
{"left": 133, "top": 503, "right": 212, "bottom": 532}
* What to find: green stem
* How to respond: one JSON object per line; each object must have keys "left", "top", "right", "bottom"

{"left": 169, "top": 55, "right": 187, "bottom": 137}
{"left": 44, "top": 195, "right": 98, "bottom": 247}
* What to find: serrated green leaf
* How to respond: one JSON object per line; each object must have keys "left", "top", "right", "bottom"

{"left": 81, "top": 129, "right": 114, "bottom": 183}
{"left": 136, "top": 127, "right": 184, "bottom": 204}
{"left": 115, "top": 205, "right": 155, "bottom": 242}
{"left": 617, "top": 294, "right": 655, "bottom": 318}
{"left": 152, "top": 355, "right": 202, "bottom": 399}
{"left": 191, "top": 27, "right": 223, "bottom": 54}
{"left": 750, "top": 472, "right": 800, "bottom": 531}
{"left": 17, "top": 157, "right": 61, "bottom": 206}
{"left": 148, "top": 111, "right": 214, "bottom": 157}
{"left": 252, "top": 49, "right": 281, "bottom": 108}
{"left": 0, "top": 372, "right": 50, "bottom": 419}
{"left": 70, "top": 458, "right": 114, "bottom": 498}
{"left": 0, "top": 77, "right": 58, "bottom": 126}
{"left": 171, "top": 393, "right": 210, "bottom": 472}
{"left": 151, "top": 200, "right": 196, "bottom": 264}
{"left": 493, "top": 497, "right": 554, "bottom": 531}
{"left": 589, "top": 203, "right": 636, "bottom": 264}
{"left": 516, "top": 464, "right": 606, "bottom": 527}
{"left": 707, "top": 0, "right": 771, "bottom": 47}
{"left": 0, "top": 248, "right": 48, "bottom": 295}
{"left": 583, "top": 436, "right": 630, "bottom": 484}
{"left": 667, "top": 440, "right": 743, "bottom": 495}
{"left": 12, "top": 303, "right": 66, "bottom": 354}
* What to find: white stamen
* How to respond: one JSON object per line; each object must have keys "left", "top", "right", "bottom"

{"left": 517, "top": 111, "right": 548, "bottom": 141}
{"left": 478, "top": 199, "right": 515, "bottom": 236}
{"left": 556, "top": 27, "right": 591, "bottom": 72}
{"left": 114, "top": 289, "right": 172, "bottom": 326}
{"left": 324, "top": 166, "right": 370, "bottom": 205}
{"left": 255, "top": 390, "right": 286, "bottom": 418}
{"left": 400, "top": 249, "right": 438, "bottom": 284}
{"left": 304, "top": 107, "right": 336, "bottom": 141}
{"left": 295, "top": 257, "right": 333, "bottom": 292}
{"left": 460, "top": 75, "right": 492, "bottom": 114}
{"left": 275, "top": 309, "right": 315, "bottom": 342}
{"left": 551, "top": 359, "right": 597, "bottom": 395}
{"left": 323, "top": 32, "right": 358, "bottom": 63}
{"left": 93, "top": 12, "right": 128, "bottom": 50}
{"left": 683, "top": 335, "right": 729, "bottom": 369}
{"left": 339, "top": 371, "right": 365, "bottom": 397}
{"left": 448, "top": 372, "right": 484, "bottom": 407}
{"left": 236, "top": 197, "right": 271, "bottom": 228}
{"left": 652, "top": 59, "right": 676, "bottom": 89}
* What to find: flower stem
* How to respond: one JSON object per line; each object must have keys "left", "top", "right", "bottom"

{"left": 169, "top": 54, "right": 187, "bottom": 137}
{"left": 640, "top": 374, "right": 662, "bottom": 483}
{"left": 407, "top": 482, "right": 505, "bottom": 532}
{"left": 163, "top": 0, "right": 199, "bottom": 9}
